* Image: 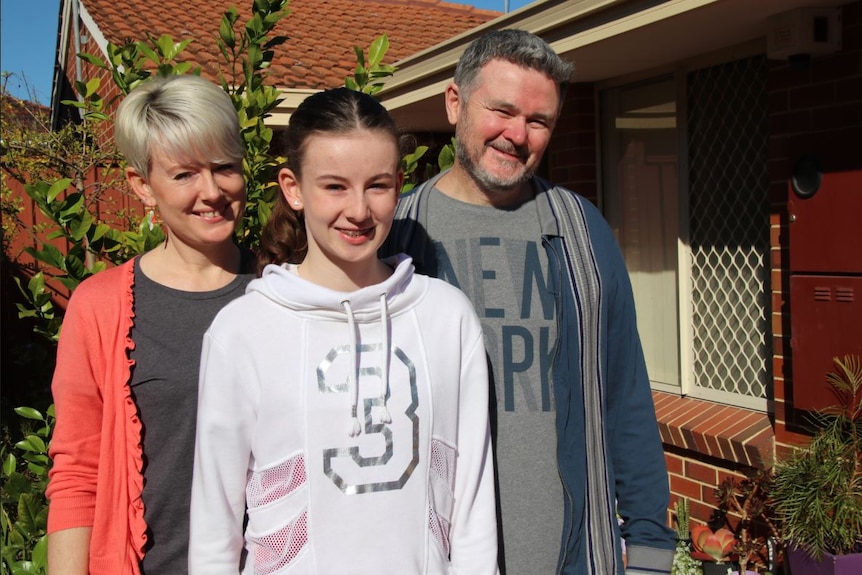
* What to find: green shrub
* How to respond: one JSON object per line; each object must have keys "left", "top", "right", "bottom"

{"left": 1, "top": 407, "right": 54, "bottom": 575}
{"left": 1, "top": 2, "right": 440, "bottom": 571}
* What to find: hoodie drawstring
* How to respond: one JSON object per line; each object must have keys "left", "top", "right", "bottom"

{"left": 342, "top": 294, "right": 391, "bottom": 437}
{"left": 343, "top": 300, "right": 362, "bottom": 437}
{"left": 378, "top": 293, "right": 392, "bottom": 425}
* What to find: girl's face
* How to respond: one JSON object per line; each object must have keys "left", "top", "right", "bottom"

{"left": 279, "top": 129, "right": 403, "bottom": 290}
{"left": 128, "top": 148, "right": 245, "bottom": 252}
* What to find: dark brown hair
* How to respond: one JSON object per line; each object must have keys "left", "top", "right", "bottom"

{"left": 258, "top": 88, "right": 399, "bottom": 272}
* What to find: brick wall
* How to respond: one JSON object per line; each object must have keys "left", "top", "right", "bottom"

{"left": 550, "top": 83, "right": 597, "bottom": 204}
{"left": 544, "top": 0, "right": 861, "bottom": 534}
{"left": 767, "top": 0, "right": 862, "bottom": 449}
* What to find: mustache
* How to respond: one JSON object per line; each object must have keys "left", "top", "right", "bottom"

{"left": 488, "top": 140, "right": 528, "bottom": 163}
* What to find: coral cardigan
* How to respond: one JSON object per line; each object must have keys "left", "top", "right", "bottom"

{"left": 47, "top": 259, "right": 146, "bottom": 575}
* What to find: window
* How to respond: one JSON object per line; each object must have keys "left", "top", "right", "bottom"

{"left": 600, "top": 57, "right": 771, "bottom": 410}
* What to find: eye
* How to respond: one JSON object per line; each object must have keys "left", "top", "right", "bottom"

{"left": 528, "top": 118, "right": 550, "bottom": 129}
{"left": 173, "top": 171, "right": 193, "bottom": 181}
{"left": 215, "top": 162, "right": 240, "bottom": 173}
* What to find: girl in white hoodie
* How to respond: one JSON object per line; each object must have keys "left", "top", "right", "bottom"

{"left": 189, "top": 88, "right": 498, "bottom": 575}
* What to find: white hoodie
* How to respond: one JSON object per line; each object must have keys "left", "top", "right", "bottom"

{"left": 189, "top": 255, "right": 497, "bottom": 575}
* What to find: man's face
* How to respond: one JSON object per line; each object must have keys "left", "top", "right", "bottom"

{"left": 446, "top": 59, "right": 561, "bottom": 198}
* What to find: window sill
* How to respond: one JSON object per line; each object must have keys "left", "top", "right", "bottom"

{"left": 652, "top": 391, "right": 774, "bottom": 468}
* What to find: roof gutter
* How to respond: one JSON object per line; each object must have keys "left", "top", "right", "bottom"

{"left": 378, "top": 0, "right": 627, "bottom": 110}
{"left": 379, "top": 0, "right": 727, "bottom": 113}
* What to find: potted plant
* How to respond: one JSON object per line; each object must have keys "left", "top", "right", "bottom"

{"left": 713, "top": 468, "right": 779, "bottom": 574}
{"left": 771, "top": 355, "right": 862, "bottom": 575}
{"left": 691, "top": 524, "right": 738, "bottom": 575}
{"left": 672, "top": 498, "right": 703, "bottom": 575}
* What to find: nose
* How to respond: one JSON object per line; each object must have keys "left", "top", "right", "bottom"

{"left": 344, "top": 189, "right": 371, "bottom": 220}
{"left": 502, "top": 116, "right": 528, "bottom": 146}
{"left": 199, "top": 170, "right": 222, "bottom": 201}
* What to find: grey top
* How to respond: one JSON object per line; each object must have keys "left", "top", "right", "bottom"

{"left": 425, "top": 187, "right": 562, "bottom": 575}
{"left": 130, "top": 257, "right": 253, "bottom": 574}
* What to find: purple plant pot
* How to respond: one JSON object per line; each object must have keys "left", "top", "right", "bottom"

{"left": 700, "top": 561, "right": 734, "bottom": 575}
{"left": 786, "top": 544, "right": 862, "bottom": 575}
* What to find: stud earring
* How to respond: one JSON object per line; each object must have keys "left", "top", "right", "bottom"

{"left": 294, "top": 200, "right": 300, "bottom": 206}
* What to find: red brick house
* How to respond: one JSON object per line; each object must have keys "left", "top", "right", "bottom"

{"left": 379, "top": 0, "right": 862, "bottom": 530}
{"left": 50, "top": 0, "right": 862, "bottom": 533}
{"left": 50, "top": 0, "right": 499, "bottom": 127}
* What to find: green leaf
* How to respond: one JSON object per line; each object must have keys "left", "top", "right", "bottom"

{"left": 69, "top": 210, "right": 94, "bottom": 242}
{"left": 77, "top": 52, "right": 108, "bottom": 69}
{"left": 36, "top": 244, "right": 65, "bottom": 270}
{"left": 173, "top": 62, "right": 194, "bottom": 75}
{"left": 154, "top": 35, "right": 175, "bottom": 59}
{"left": 46, "top": 179, "right": 72, "bottom": 203}
{"left": 57, "top": 193, "right": 85, "bottom": 222}
{"left": 368, "top": 35, "right": 389, "bottom": 67}
{"left": 16, "top": 494, "right": 45, "bottom": 534}
{"left": 86, "top": 111, "right": 111, "bottom": 122}
{"left": 32, "top": 535, "right": 48, "bottom": 570}
{"left": 219, "top": 17, "right": 237, "bottom": 48}
{"left": 59, "top": 98, "right": 86, "bottom": 109}
{"left": 137, "top": 43, "right": 160, "bottom": 64}
{"left": 13, "top": 407, "right": 44, "bottom": 421}
{"left": 4, "top": 472, "right": 33, "bottom": 499}
{"left": 3, "top": 453, "right": 17, "bottom": 476}
{"left": 15, "top": 435, "right": 46, "bottom": 454}
{"left": 84, "top": 77, "right": 101, "bottom": 98}
{"left": 353, "top": 46, "right": 366, "bottom": 68}
{"left": 25, "top": 273, "right": 47, "bottom": 298}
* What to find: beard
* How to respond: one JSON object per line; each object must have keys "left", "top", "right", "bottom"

{"left": 455, "top": 136, "right": 535, "bottom": 195}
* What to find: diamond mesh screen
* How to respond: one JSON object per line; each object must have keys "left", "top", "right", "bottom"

{"left": 687, "top": 56, "right": 771, "bottom": 399}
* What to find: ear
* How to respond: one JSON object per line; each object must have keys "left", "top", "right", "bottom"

{"left": 126, "top": 167, "right": 156, "bottom": 207}
{"left": 444, "top": 82, "right": 461, "bottom": 127}
{"left": 278, "top": 167, "right": 303, "bottom": 210}
{"left": 396, "top": 169, "right": 405, "bottom": 194}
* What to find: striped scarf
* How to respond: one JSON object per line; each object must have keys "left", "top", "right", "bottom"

{"left": 541, "top": 182, "right": 617, "bottom": 574}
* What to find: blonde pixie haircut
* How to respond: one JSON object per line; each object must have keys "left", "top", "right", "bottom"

{"left": 114, "top": 75, "right": 244, "bottom": 179}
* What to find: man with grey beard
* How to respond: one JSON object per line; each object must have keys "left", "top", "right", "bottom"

{"left": 382, "top": 29, "right": 676, "bottom": 575}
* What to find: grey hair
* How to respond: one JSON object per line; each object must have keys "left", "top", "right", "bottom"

{"left": 114, "top": 75, "right": 244, "bottom": 179}
{"left": 453, "top": 29, "right": 574, "bottom": 99}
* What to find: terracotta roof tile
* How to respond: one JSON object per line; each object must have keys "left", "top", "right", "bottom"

{"left": 80, "top": 0, "right": 499, "bottom": 90}
{"left": 0, "top": 95, "right": 51, "bottom": 132}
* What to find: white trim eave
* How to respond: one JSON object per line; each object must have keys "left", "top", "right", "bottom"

{"left": 270, "top": 0, "right": 724, "bottom": 124}
{"left": 78, "top": 1, "right": 110, "bottom": 63}
{"left": 52, "top": 0, "right": 75, "bottom": 126}
{"left": 271, "top": 0, "right": 626, "bottom": 121}
{"left": 268, "top": 89, "right": 320, "bottom": 126}
{"left": 551, "top": 0, "right": 717, "bottom": 54}
{"left": 379, "top": 0, "right": 718, "bottom": 111}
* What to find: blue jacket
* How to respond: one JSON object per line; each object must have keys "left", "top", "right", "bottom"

{"left": 382, "top": 173, "right": 676, "bottom": 575}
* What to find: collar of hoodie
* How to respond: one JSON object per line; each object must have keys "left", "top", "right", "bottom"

{"left": 250, "top": 254, "right": 415, "bottom": 437}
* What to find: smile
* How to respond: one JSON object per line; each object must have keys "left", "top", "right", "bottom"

{"left": 197, "top": 207, "right": 226, "bottom": 219}
{"left": 489, "top": 145, "right": 526, "bottom": 163}
{"left": 339, "top": 228, "right": 370, "bottom": 238}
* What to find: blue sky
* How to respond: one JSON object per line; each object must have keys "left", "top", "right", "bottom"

{"left": 0, "top": 0, "right": 533, "bottom": 106}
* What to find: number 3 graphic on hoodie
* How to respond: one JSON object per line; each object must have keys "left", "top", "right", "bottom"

{"left": 320, "top": 343, "right": 420, "bottom": 494}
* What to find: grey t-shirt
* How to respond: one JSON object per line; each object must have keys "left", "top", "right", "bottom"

{"left": 130, "top": 258, "right": 253, "bottom": 575}
{"left": 426, "top": 188, "right": 562, "bottom": 575}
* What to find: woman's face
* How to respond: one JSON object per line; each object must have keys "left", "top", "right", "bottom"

{"left": 129, "top": 148, "right": 246, "bottom": 252}
{"left": 279, "top": 129, "right": 402, "bottom": 286}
